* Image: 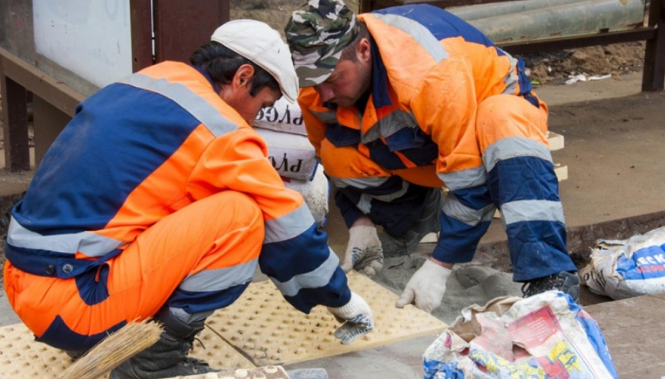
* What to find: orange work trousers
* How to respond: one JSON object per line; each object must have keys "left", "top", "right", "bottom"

{"left": 4, "top": 191, "right": 264, "bottom": 346}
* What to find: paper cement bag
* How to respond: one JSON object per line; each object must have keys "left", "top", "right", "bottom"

{"left": 254, "top": 97, "right": 307, "bottom": 136}
{"left": 282, "top": 164, "right": 329, "bottom": 227}
{"left": 580, "top": 225, "right": 665, "bottom": 299}
{"left": 255, "top": 128, "right": 318, "bottom": 181}
{"left": 423, "top": 293, "right": 618, "bottom": 379}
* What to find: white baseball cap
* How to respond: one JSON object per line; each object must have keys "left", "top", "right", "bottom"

{"left": 211, "top": 20, "right": 299, "bottom": 103}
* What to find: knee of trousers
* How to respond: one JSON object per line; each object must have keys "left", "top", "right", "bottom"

{"left": 200, "top": 191, "right": 264, "bottom": 232}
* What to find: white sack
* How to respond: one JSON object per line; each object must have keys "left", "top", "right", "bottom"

{"left": 255, "top": 128, "right": 318, "bottom": 181}
{"left": 282, "top": 164, "right": 329, "bottom": 227}
{"left": 580, "top": 225, "right": 665, "bottom": 299}
{"left": 254, "top": 97, "right": 307, "bottom": 136}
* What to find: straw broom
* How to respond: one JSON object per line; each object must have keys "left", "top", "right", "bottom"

{"left": 57, "top": 319, "right": 163, "bottom": 379}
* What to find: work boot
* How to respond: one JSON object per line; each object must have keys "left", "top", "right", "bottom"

{"left": 521, "top": 271, "right": 580, "bottom": 302}
{"left": 110, "top": 309, "right": 217, "bottom": 379}
{"left": 379, "top": 188, "right": 443, "bottom": 257}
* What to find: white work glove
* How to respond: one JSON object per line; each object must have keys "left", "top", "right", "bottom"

{"left": 327, "top": 292, "right": 374, "bottom": 344}
{"left": 341, "top": 225, "right": 384, "bottom": 277}
{"left": 395, "top": 259, "right": 452, "bottom": 313}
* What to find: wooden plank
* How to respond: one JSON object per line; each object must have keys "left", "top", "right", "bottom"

{"left": 548, "top": 132, "right": 565, "bottom": 151}
{"left": 0, "top": 47, "right": 84, "bottom": 117}
{"left": 32, "top": 96, "right": 70, "bottom": 167}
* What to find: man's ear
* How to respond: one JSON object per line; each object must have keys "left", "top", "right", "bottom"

{"left": 357, "top": 37, "right": 371, "bottom": 64}
{"left": 234, "top": 64, "right": 256, "bottom": 88}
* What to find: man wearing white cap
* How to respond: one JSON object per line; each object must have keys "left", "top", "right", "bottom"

{"left": 3, "top": 20, "right": 372, "bottom": 378}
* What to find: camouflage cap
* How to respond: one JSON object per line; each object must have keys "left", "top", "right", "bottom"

{"left": 285, "top": 0, "right": 359, "bottom": 88}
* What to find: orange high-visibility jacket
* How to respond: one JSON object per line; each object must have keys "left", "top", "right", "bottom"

{"left": 298, "top": 5, "right": 576, "bottom": 281}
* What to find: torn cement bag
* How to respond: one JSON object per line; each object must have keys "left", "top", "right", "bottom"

{"left": 254, "top": 97, "right": 307, "bottom": 136}
{"left": 580, "top": 225, "right": 665, "bottom": 300}
{"left": 255, "top": 128, "right": 318, "bottom": 181}
{"left": 423, "top": 293, "right": 618, "bottom": 379}
{"left": 282, "top": 164, "right": 329, "bottom": 227}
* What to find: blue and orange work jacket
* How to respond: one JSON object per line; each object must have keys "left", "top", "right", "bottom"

{"left": 299, "top": 5, "right": 576, "bottom": 280}
{"left": 5, "top": 61, "right": 350, "bottom": 313}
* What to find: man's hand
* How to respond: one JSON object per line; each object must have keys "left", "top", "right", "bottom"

{"left": 341, "top": 221, "right": 384, "bottom": 277}
{"left": 395, "top": 259, "right": 452, "bottom": 313}
{"left": 328, "top": 292, "right": 374, "bottom": 344}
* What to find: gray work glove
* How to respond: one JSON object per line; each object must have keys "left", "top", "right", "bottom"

{"left": 341, "top": 225, "right": 384, "bottom": 277}
{"left": 395, "top": 259, "right": 452, "bottom": 313}
{"left": 327, "top": 292, "right": 374, "bottom": 344}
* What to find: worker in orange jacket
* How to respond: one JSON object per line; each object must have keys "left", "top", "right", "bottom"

{"left": 3, "top": 20, "right": 372, "bottom": 379}
{"left": 285, "top": 0, "right": 580, "bottom": 313}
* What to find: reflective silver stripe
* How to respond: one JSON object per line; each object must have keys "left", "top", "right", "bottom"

{"left": 263, "top": 202, "right": 315, "bottom": 243}
{"left": 501, "top": 200, "right": 565, "bottom": 225}
{"left": 330, "top": 176, "right": 390, "bottom": 190}
{"left": 179, "top": 259, "right": 258, "bottom": 292}
{"left": 361, "top": 110, "right": 418, "bottom": 144}
{"left": 442, "top": 192, "right": 495, "bottom": 226}
{"left": 374, "top": 14, "right": 449, "bottom": 63}
{"left": 357, "top": 180, "right": 410, "bottom": 214}
{"left": 6, "top": 216, "right": 123, "bottom": 256}
{"left": 438, "top": 166, "right": 486, "bottom": 192}
{"left": 120, "top": 73, "right": 238, "bottom": 137}
{"left": 170, "top": 308, "right": 213, "bottom": 324}
{"left": 310, "top": 109, "right": 339, "bottom": 124}
{"left": 483, "top": 136, "right": 552, "bottom": 173}
{"left": 502, "top": 53, "right": 520, "bottom": 95}
{"left": 270, "top": 249, "right": 340, "bottom": 297}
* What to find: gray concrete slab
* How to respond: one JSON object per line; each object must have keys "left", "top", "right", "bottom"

{"left": 585, "top": 295, "right": 665, "bottom": 379}
{"left": 0, "top": 290, "right": 19, "bottom": 327}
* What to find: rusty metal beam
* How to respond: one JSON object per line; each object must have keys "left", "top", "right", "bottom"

{"left": 0, "top": 75, "right": 30, "bottom": 171}
{"left": 153, "top": 0, "right": 230, "bottom": 64}
{"left": 498, "top": 27, "right": 656, "bottom": 55}
{"left": 642, "top": 0, "right": 665, "bottom": 91}
{"left": 362, "top": 0, "right": 517, "bottom": 11}
{"left": 130, "top": 0, "right": 154, "bottom": 72}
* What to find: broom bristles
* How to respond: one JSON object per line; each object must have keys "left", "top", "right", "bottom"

{"left": 58, "top": 319, "right": 163, "bottom": 379}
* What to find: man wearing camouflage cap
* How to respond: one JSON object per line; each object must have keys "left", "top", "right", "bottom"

{"left": 285, "top": 0, "right": 580, "bottom": 313}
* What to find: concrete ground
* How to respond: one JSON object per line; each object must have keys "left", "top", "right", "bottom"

{"left": 2, "top": 71, "right": 665, "bottom": 378}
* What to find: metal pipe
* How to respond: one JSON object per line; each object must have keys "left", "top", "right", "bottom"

{"left": 465, "top": 0, "right": 646, "bottom": 43}
{"left": 448, "top": 0, "right": 589, "bottom": 21}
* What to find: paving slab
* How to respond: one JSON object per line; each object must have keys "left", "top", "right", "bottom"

{"left": 584, "top": 295, "right": 665, "bottom": 379}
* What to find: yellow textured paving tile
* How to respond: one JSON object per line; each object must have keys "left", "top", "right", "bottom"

{"left": 0, "top": 322, "right": 83, "bottom": 379}
{"left": 206, "top": 271, "right": 447, "bottom": 366}
{"left": 0, "top": 322, "right": 254, "bottom": 378}
{"left": 164, "top": 365, "right": 290, "bottom": 379}
{"left": 190, "top": 325, "right": 256, "bottom": 369}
